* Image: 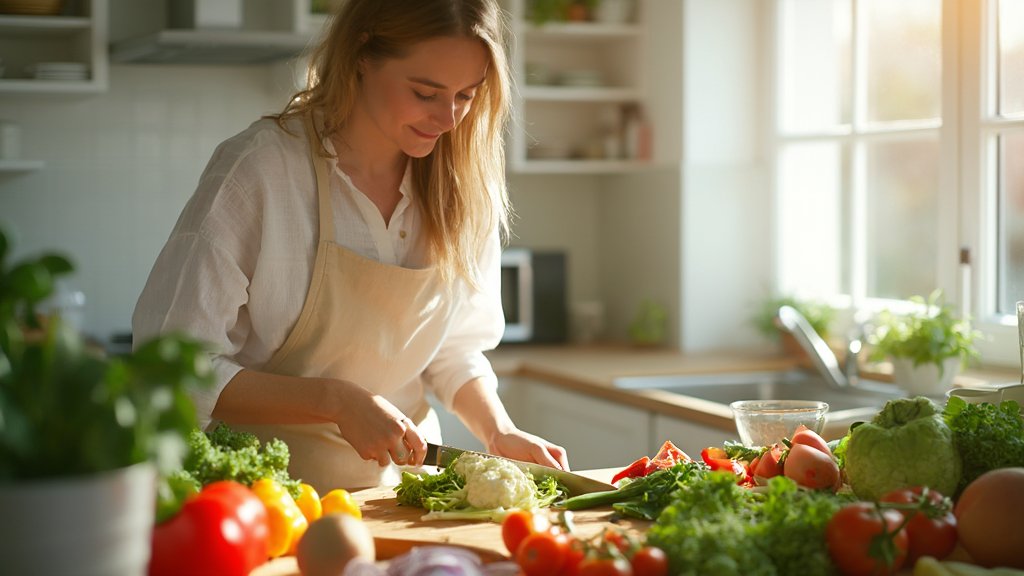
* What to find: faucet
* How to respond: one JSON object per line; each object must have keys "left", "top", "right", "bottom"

{"left": 776, "top": 305, "right": 853, "bottom": 390}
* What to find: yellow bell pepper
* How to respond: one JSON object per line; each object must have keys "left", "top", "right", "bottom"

{"left": 250, "top": 479, "right": 308, "bottom": 557}
{"left": 295, "top": 482, "right": 323, "bottom": 524}
{"left": 320, "top": 488, "right": 362, "bottom": 520}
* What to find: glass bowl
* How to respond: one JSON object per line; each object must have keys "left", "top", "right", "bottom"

{"left": 730, "top": 399, "right": 829, "bottom": 447}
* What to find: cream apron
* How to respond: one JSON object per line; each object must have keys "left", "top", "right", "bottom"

{"left": 233, "top": 115, "right": 459, "bottom": 493}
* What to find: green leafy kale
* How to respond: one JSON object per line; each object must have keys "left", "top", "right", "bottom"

{"left": 646, "top": 474, "right": 849, "bottom": 576}
{"left": 180, "top": 423, "right": 301, "bottom": 499}
{"left": 943, "top": 396, "right": 1024, "bottom": 494}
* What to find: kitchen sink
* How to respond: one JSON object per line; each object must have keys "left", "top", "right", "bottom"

{"left": 613, "top": 369, "right": 906, "bottom": 415}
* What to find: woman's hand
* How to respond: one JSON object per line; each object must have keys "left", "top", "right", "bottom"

{"left": 488, "top": 429, "right": 570, "bottom": 471}
{"left": 332, "top": 382, "right": 426, "bottom": 468}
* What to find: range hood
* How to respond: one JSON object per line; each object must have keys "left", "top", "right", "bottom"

{"left": 110, "top": 0, "right": 320, "bottom": 65}
{"left": 111, "top": 29, "right": 312, "bottom": 65}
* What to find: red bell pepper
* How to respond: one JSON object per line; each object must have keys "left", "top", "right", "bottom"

{"left": 700, "top": 447, "right": 751, "bottom": 485}
{"left": 150, "top": 481, "right": 270, "bottom": 576}
{"left": 611, "top": 456, "right": 650, "bottom": 484}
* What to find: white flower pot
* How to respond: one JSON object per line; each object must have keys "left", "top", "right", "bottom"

{"left": 891, "top": 357, "right": 961, "bottom": 397}
{"left": 0, "top": 463, "right": 156, "bottom": 576}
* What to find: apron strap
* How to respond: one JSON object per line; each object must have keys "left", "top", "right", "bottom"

{"left": 305, "top": 113, "right": 335, "bottom": 245}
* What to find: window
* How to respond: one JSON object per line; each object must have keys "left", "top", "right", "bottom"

{"left": 773, "top": 0, "right": 1024, "bottom": 365}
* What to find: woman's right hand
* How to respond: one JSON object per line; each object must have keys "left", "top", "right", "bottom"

{"left": 331, "top": 381, "right": 426, "bottom": 468}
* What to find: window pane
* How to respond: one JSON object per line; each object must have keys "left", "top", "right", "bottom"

{"left": 865, "top": 137, "right": 940, "bottom": 299}
{"left": 999, "top": 132, "right": 1024, "bottom": 313}
{"left": 778, "top": 142, "right": 846, "bottom": 297}
{"left": 864, "top": 0, "right": 941, "bottom": 123}
{"left": 999, "top": 0, "right": 1024, "bottom": 116}
{"left": 778, "top": 0, "right": 851, "bottom": 133}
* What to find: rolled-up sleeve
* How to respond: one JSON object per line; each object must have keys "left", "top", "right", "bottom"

{"left": 423, "top": 229, "right": 505, "bottom": 410}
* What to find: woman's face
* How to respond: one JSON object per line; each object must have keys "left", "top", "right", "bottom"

{"left": 357, "top": 36, "right": 490, "bottom": 158}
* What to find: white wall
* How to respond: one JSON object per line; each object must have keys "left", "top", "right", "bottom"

{"left": 681, "top": 0, "right": 774, "bottom": 353}
{"left": 0, "top": 65, "right": 289, "bottom": 343}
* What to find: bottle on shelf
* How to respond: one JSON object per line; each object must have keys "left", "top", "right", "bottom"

{"left": 621, "top": 103, "right": 652, "bottom": 161}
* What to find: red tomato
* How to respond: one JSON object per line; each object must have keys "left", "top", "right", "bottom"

{"left": 826, "top": 502, "right": 909, "bottom": 576}
{"left": 651, "top": 440, "right": 690, "bottom": 463}
{"left": 881, "top": 487, "right": 957, "bottom": 562}
{"left": 501, "top": 509, "right": 550, "bottom": 555}
{"left": 753, "top": 443, "right": 784, "bottom": 482}
{"left": 560, "top": 537, "right": 586, "bottom": 576}
{"left": 517, "top": 530, "right": 569, "bottom": 576}
{"left": 578, "top": 557, "right": 634, "bottom": 576}
{"left": 783, "top": 443, "right": 840, "bottom": 491}
{"left": 630, "top": 546, "right": 669, "bottom": 576}
{"left": 790, "top": 428, "right": 833, "bottom": 456}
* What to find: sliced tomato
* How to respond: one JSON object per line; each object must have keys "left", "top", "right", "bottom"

{"left": 611, "top": 456, "right": 651, "bottom": 484}
{"left": 651, "top": 440, "right": 690, "bottom": 463}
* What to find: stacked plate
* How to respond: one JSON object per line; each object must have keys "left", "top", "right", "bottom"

{"left": 27, "top": 62, "right": 87, "bottom": 81}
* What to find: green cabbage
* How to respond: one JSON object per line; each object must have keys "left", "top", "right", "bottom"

{"left": 844, "top": 396, "right": 961, "bottom": 501}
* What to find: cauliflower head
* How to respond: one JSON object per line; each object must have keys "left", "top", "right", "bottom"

{"left": 454, "top": 453, "right": 537, "bottom": 510}
{"left": 844, "top": 396, "right": 961, "bottom": 501}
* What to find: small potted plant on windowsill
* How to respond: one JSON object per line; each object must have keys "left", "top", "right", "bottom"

{"left": 0, "top": 227, "right": 213, "bottom": 576}
{"left": 753, "top": 294, "right": 836, "bottom": 358}
{"left": 867, "top": 290, "right": 982, "bottom": 397}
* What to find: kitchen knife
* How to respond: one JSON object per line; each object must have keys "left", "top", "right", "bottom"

{"left": 423, "top": 442, "right": 616, "bottom": 496}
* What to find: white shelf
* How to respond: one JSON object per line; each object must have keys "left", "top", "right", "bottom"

{"left": 512, "top": 159, "right": 653, "bottom": 174}
{"left": 0, "top": 15, "right": 91, "bottom": 34}
{"left": 0, "top": 159, "right": 45, "bottom": 172}
{"left": 0, "top": 79, "right": 103, "bottom": 94}
{"left": 522, "top": 21, "right": 642, "bottom": 40}
{"left": 521, "top": 85, "right": 642, "bottom": 102}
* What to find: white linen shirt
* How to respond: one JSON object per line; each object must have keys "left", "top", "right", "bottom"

{"left": 132, "top": 116, "right": 504, "bottom": 429}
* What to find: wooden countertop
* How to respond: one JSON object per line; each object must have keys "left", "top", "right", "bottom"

{"left": 252, "top": 468, "right": 645, "bottom": 576}
{"left": 483, "top": 343, "right": 1020, "bottom": 438}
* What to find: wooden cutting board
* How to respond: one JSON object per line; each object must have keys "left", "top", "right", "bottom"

{"left": 252, "top": 468, "right": 649, "bottom": 576}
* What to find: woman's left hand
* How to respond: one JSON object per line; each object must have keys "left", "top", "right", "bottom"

{"left": 488, "top": 429, "right": 570, "bottom": 471}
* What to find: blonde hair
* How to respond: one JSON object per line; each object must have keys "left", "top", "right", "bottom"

{"left": 275, "top": 0, "right": 512, "bottom": 287}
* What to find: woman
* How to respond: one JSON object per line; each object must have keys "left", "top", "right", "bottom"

{"left": 133, "top": 0, "right": 568, "bottom": 492}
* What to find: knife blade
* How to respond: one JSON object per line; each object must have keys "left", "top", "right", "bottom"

{"left": 423, "top": 442, "right": 616, "bottom": 496}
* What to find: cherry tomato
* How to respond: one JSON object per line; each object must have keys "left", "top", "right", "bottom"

{"left": 881, "top": 487, "right": 958, "bottom": 562}
{"left": 630, "top": 546, "right": 669, "bottom": 576}
{"left": 578, "top": 557, "right": 634, "bottom": 576}
{"left": 560, "top": 537, "right": 586, "bottom": 576}
{"left": 516, "top": 530, "right": 569, "bottom": 576}
{"left": 502, "top": 509, "right": 550, "bottom": 555}
{"left": 826, "top": 502, "right": 909, "bottom": 576}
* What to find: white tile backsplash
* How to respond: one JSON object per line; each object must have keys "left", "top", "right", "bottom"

{"left": 0, "top": 64, "right": 289, "bottom": 344}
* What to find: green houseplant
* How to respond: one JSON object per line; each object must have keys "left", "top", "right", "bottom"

{"left": 867, "top": 290, "right": 981, "bottom": 395}
{"left": 0, "top": 227, "right": 213, "bottom": 575}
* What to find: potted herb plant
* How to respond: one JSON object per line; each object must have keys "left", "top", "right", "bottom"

{"left": 753, "top": 294, "right": 835, "bottom": 356}
{"left": 867, "top": 290, "right": 981, "bottom": 396}
{"left": 0, "top": 227, "right": 213, "bottom": 576}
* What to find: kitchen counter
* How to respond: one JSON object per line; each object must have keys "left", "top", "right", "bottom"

{"left": 484, "top": 343, "right": 1020, "bottom": 440}
{"left": 251, "top": 468, "right": 644, "bottom": 575}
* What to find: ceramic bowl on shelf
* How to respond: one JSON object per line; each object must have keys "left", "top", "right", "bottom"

{"left": 0, "top": 0, "right": 63, "bottom": 15}
{"left": 730, "top": 399, "right": 829, "bottom": 447}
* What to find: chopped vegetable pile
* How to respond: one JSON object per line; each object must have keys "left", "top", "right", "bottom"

{"left": 646, "top": 473, "right": 851, "bottom": 576}
{"left": 395, "top": 453, "right": 565, "bottom": 521}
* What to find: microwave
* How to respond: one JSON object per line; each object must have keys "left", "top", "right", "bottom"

{"left": 500, "top": 248, "right": 568, "bottom": 343}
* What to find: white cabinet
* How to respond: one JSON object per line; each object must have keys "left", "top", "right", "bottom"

{"left": 0, "top": 0, "right": 107, "bottom": 93}
{"left": 652, "top": 414, "right": 735, "bottom": 461}
{"left": 507, "top": 0, "right": 651, "bottom": 174}
{"left": 501, "top": 376, "right": 650, "bottom": 470}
